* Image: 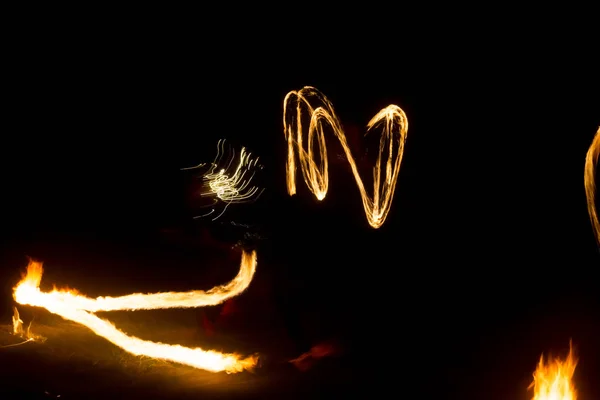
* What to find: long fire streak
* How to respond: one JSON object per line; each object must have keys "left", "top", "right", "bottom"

{"left": 529, "top": 343, "right": 577, "bottom": 400}
{"left": 182, "top": 139, "right": 264, "bottom": 221}
{"left": 584, "top": 127, "right": 600, "bottom": 246}
{"left": 12, "top": 250, "right": 258, "bottom": 373}
{"left": 283, "top": 86, "right": 409, "bottom": 229}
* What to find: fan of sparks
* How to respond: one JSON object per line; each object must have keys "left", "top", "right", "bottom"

{"left": 182, "top": 139, "right": 264, "bottom": 221}
{"left": 12, "top": 250, "right": 259, "bottom": 373}
{"left": 283, "top": 86, "right": 409, "bottom": 229}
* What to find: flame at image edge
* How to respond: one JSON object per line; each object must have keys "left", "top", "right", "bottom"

{"left": 529, "top": 343, "right": 577, "bottom": 400}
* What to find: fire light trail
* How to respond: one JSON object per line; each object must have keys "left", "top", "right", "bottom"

{"left": 283, "top": 86, "right": 409, "bottom": 229}
{"left": 529, "top": 343, "right": 577, "bottom": 400}
{"left": 182, "top": 139, "right": 264, "bottom": 221}
{"left": 14, "top": 251, "right": 257, "bottom": 313}
{"left": 584, "top": 127, "right": 600, "bottom": 246}
{"left": 12, "top": 250, "right": 259, "bottom": 373}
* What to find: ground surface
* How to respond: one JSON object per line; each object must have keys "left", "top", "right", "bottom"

{"left": 1, "top": 229, "right": 599, "bottom": 399}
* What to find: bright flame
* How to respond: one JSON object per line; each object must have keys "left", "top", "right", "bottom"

{"left": 529, "top": 343, "right": 578, "bottom": 400}
{"left": 283, "top": 86, "right": 409, "bottom": 229}
{"left": 12, "top": 250, "right": 259, "bottom": 373}
{"left": 584, "top": 127, "right": 600, "bottom": 246}
{"left": 182, "top": 139, "right": 264, "bottom": 221}
{"left": 12, "top": 306, "right": 23, "bottom": 335}
{"left": 11, "top": 306, "right": 43, "bottom": 341}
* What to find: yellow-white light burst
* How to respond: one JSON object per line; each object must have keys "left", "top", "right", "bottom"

{"left": 183, "top": 139, "right": 264, "bottom": 220}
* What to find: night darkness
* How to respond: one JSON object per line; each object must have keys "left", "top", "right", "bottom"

{"left": 1, "top": 21, "right": 599, "bottom": 399}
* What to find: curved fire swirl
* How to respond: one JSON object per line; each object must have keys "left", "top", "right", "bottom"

{"left": 584, "top": 127, "right": 600, "bottom": 245}
{"left": 283, "top": 86, "right": 408, "bottom": 229}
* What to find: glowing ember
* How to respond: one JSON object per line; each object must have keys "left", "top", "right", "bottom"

{"left": 283, "top": 86, "right": 409, "bottom": 229}
{"left": 12, "top": 250, "right": 259, "bottom": 373}
{"left": 289, "top": 340, "right": 341, "bottom": 371}
{"left": 529, "top": 343, "right": 578, "bottom": 400}
{"left": 584, "top": 126, "right": 600, "bottom": 245}
{"left": 182, "top": 138, "right": 264, "bottom": 221}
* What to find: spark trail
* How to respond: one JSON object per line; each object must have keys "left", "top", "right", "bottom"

{"left": 584, "top": 126, "right": 600, "bottom": 246}
{"left": 283, "top": 86, "right": 409, "bottom": 229}
{"left": 13, "top": 250, "right": 258, "bottom": 373}
{"left": 182, "top": 139, "right": 264, "bottom": 221}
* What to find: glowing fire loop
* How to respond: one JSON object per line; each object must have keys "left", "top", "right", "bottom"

{"left": 283, "top": 86, "right": 409, "bottom": 229}
{"left": 12, "top": 250, "right": 259, "bottom": 373}
{"left": 529, "top": 343, "right": 578, "bottom": 400}
{"left": 584, "top": 127, "right": 600, "bottom": 246}
{"left": 182, "top": 139, "right": 264, "bottom": 221}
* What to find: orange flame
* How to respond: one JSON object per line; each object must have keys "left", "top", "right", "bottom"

{"left": 13, "top": 250, "right": 258, "bottom": 373}
{"left": 283, "top": 86, "right": 408, "bottom": 229}
{"left": 584, "top": 127, "right": 600, "bottom": 246}
{"left": 529, "top": 343, "right": 577, "bottom": 400}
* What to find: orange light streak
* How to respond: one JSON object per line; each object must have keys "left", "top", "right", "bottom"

{"left": 283, "top": 86, "right": 409, "bottom": 229}
{"left": 584, "top": 126, "right": 600, "bottom": 245}
{"left": 13, "top": 250, "right": 258, "bottom": 373}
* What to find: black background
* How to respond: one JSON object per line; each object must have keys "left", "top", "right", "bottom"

{"left": 1, "top": 16, "right": 599, "bottom": 398}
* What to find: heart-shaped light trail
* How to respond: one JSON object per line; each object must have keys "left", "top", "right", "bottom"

{"left": 283, "top": 86, "right": 409, "bottom": 229}
{"left": 12, "top": 250, "right": 258, "bottom": 373}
